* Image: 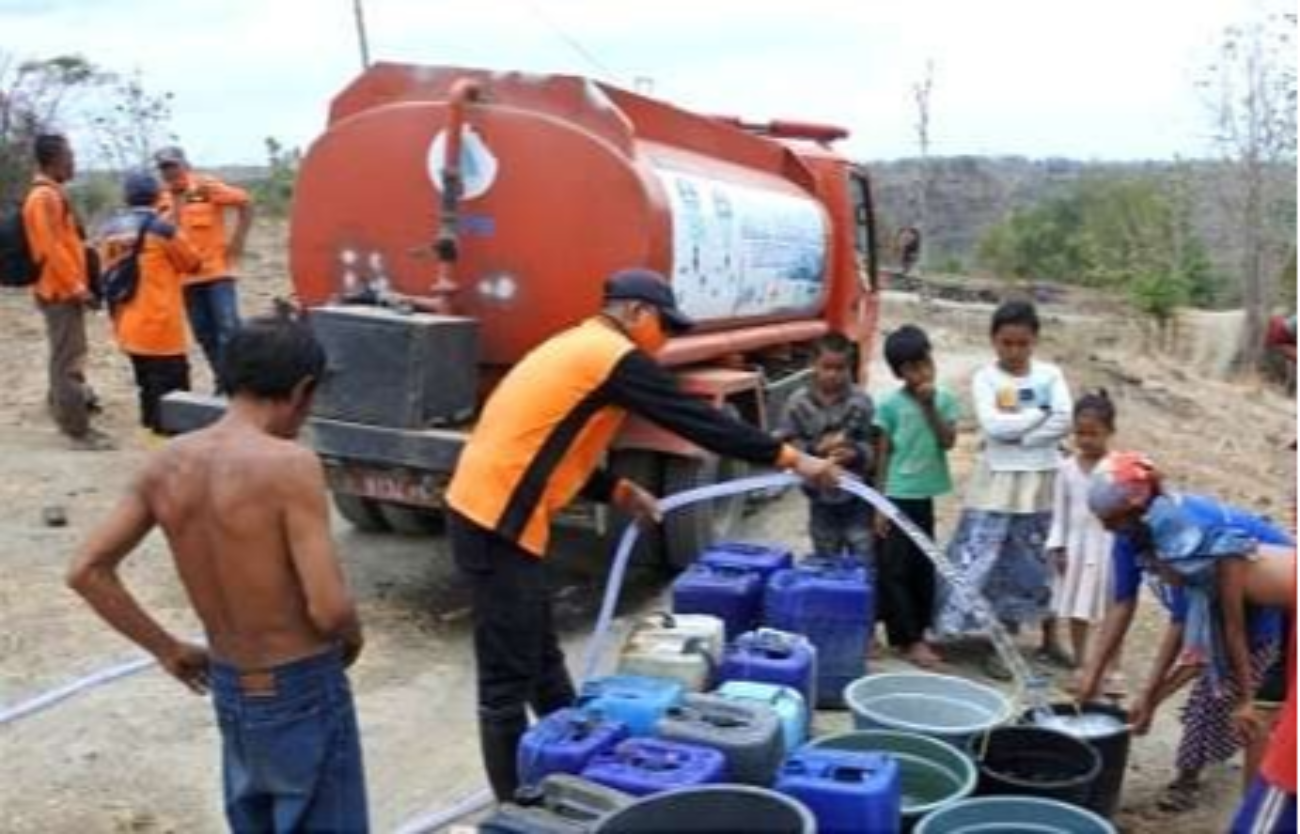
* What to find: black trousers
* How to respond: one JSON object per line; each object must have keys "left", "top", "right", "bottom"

{"left": 878, "top": 497, "right": 938, "bottom": 648}
{"left": 128, "top": 354, "right": 190, "bottom": 433}
{"left": 448, "top": 511, "right": 576, "bottom": 799}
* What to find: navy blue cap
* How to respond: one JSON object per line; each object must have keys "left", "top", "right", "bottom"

{"left": 123, "top": 170, "right": 160, "bottom": 206}
{"left": 153, "top": 145, "right": 188, "bottom": 167}
{"left": 603, "top": 268, "right": 694, "bottom": 334}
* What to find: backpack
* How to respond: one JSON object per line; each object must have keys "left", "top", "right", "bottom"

{"left": 0, "top": 199, "right": 39, "bottom": 287}
{"left": 102, "top": 216, "right": 154, "bottom": 311}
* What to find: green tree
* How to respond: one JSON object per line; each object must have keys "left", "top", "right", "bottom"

{"left": 1129, "top": 268, "right": 1189, "bottom": 345}
{"left": 976, "top": 193, "right": 1084, "bottom": 283}
{"left": 0, "top": 53, "right": 103, "bottom": 203}
{"left": 977, "top": 175, "right": 1224, "bottom": 331}
{"left": 251, "top": 136, "right": 300, "bottom": 217}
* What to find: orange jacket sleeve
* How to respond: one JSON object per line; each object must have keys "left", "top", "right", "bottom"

{"left": 23, "top": 186, "right": 86, "bottom": 301}
{"left": 162, "top": 228, "right": 202, "bottom": 275}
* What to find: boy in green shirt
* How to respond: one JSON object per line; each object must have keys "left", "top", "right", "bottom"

{"left": 874, "top": 325, "right": 960, "bottom": 667}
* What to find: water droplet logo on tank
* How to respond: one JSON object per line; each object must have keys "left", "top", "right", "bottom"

{"left": 428, "top": 126, "right": 498, "bottom": 200}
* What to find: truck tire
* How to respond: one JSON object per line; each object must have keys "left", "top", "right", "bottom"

{"left": 332, "top": 492, "right": 390, "bottom": 532}
{"left": 661, "top": 452, "right": 750, "bottom": 571}
{"left": 377, "top": 502, "right": 446, "bottom": 536}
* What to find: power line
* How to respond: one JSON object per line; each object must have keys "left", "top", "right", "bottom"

{"left": 353, "top": 0, "right": 372, "bottom": 69}
{"left": 513, "top": 0, "right": 620, "bottom": 81}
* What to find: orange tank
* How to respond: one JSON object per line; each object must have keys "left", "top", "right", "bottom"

{"left": 290, "top": 63, "right": 880, "bottom": 373}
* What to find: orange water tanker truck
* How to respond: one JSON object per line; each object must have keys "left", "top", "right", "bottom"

{"left": 169, "top": 63, "right": 884, "bottom": 568}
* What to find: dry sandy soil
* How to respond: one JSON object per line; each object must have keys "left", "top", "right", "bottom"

{"left": 0, "top": 222, "right": 1293, "bottom": 832}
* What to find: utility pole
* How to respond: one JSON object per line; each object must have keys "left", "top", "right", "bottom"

{"left": 353, "top": 0, "right": 372, "bottom": 70}
{"left": 912, "top": 59, "right": 935, "bottom": 251}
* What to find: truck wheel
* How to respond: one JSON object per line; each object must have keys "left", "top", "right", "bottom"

{"left": 661, "top": 453, "right": 750, "bottom": 571}
{"left": 332, "top": 493, "right": 390, "bottom": 532}
{"left": 377, "top": 502, "right": 446, "bottom": 536}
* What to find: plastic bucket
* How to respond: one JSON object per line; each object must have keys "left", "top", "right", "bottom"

{"left": 845, "top": 673, "right": 1012, "bottom": 748}
{"left": 966, "top": 726, "right": 1101, "bottom": 809}
{"left": 809, "top": 730, "right": 977, "bottom": 830}
{"left": 915, "top": 796, "right": 1116, "bottom": 834}
{"left": 594, "top": 785, "right": 816, "bottom": 834}
{"left": 1022, "top": 702, "right": 1130, "bottom": 818}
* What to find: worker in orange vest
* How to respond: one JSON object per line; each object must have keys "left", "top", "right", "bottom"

{"left": 97, "top": 171, "right": 202, "bottom": 436}
{"left": 22, "top": 134, "right": 113, "bottom": 450}
{"left": 446, "top": 268, "right": 841, "bottom": 801}
{"left": 154, "top": 146, "right": 253, "bottom": 389}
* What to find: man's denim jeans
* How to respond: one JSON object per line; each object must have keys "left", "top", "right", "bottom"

{"left": 184, "top": 278, "right": 240, "bottom": 386}
{"left": 211, "top": 648, "right": 368, "bottom": 833}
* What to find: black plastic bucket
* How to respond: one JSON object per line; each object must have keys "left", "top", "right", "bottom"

{"left": 1022, "top": 702, "right": 1131, "bottom": 818}
{"left": 594, "top": 785, "right": 816, "bottom": 834}
{"left": 967, "top": 725, "right": 1101, "bottom": 809}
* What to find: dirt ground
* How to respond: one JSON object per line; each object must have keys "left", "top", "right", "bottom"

{"left": 0, "top": 222, "right": 1293, "bottom": 833}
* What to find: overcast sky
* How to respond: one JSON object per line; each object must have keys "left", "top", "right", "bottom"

{"left": 0, "top": 0, "right": 1282, "bottom": 165}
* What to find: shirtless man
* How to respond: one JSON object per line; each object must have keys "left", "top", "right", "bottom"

{"left": 67, "top": 315, "right": 368, "bottom": 833}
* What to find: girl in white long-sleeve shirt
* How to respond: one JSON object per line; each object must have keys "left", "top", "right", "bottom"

{"left": 937, "top": 301, "right": 1073, "bottom": 677}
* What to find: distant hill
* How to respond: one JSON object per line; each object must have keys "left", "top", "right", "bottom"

{"left": 864, "top": 156, "right": 1297, "bottom": 300}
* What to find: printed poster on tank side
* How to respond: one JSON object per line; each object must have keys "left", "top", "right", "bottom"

{"left": 654, "top": 168, "right": 828, "bottom": 322}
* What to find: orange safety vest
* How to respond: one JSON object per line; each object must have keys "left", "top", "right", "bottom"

{"left": 156, "top": 172, "right": 249, "bottom": 283}
{"left": 447, "top": 317, "right": 636, "bottom": 557}
{"left": 22, "top": 176, "right": 87, "bottom": 303}
{"left": 98, "top": 212, "right": 201, "bottom": 356}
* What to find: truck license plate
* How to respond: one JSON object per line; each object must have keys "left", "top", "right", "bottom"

{"left": 326, "top": 464, "right": 448, "bottom": 509}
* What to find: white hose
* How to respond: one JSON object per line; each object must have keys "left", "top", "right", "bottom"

{"left": 580, "top": 471, "right": 800, "bottom": 682}
{"left": 580, "top": 471, "right": 1041, "bottom": 698}
{"left": 391, "top": 788, "right": 494, "bottom": 834}
{"left": 0, "top": 654, "right": 156, "bottom": 726}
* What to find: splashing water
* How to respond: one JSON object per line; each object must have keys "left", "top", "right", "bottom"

{"left": 834, "top": 476, "right": 1052, "bottom": 715}
{"left": 582, "top": 473, "right": 1052, "bottom": 714}
{"left": 1031, "top": 711, "right": 1127, "bottom": 739}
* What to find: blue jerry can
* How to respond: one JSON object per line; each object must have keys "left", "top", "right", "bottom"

{"left": 765, "top": 558, "right": 873, "bottom": 708}
{"left": 777, "top": 747, "right": 902, "bottom": 834}
{"left": 698, "top": 541, "right": 795, "bottom": 584}
{"left": 576, "top": 675, "right": 684, "bottom": 737}
{"left": 719, "top": 628, "right": 819, "bottom": 713}
{"left": 672, "top": 563, "right": 765, "bottom": 640}
{"left": 580, "top": 737, "right": 727, "bottom": 797}
{"left": 517, "top": 707, "right": 630, "bottom": 789}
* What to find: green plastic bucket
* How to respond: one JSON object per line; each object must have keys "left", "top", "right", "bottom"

{"left": 915, "top": 796, "right": 1116, "bottom": 834}
{"left": 595, "top": 785, "right": 816, "bottom": 834}
{"left": 845, "top": 673, "right": 1012, "bottom": 748}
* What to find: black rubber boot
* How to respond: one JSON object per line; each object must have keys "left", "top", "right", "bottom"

{"left": 479, "top": 710, "right": 528, "bottom": 803}
{"left": 530, "top": 666, "right": 576, "bottom": 719}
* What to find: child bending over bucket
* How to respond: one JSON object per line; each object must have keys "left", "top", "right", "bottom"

{"left": 936, "top": 300, "right": 1072, "bottom": 681}
{"left": 778, "top": 332, "right": 876, "bottom": 561}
